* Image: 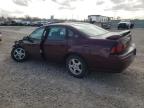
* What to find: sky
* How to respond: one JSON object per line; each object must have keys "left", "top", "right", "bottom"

{"left": 0, "top": 0, "right": 144, "bottom": 19}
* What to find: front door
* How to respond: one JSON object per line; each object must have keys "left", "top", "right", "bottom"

{"left": 43, "top": 26, "right": 68, "bottom": 61}
{"left": 23, "top": 27, "right": 46, "bottom": 59}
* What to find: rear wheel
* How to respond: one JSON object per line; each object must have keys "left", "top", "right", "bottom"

{"left": 11, "top": 47, "right": 28, "bottom": 62}
{"left": 66, "top": 55, "right": 88, "bottom": 78}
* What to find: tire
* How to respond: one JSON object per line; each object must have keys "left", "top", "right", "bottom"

{"left": 66, "top": 55, "right": 88, "bottom": 78}
{"left": 11, "top": 46, "right": 28, "bottom": 62}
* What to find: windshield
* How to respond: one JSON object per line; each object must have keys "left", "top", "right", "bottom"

{"left": 71, "top": 23, "right": 109, "bottom": 36}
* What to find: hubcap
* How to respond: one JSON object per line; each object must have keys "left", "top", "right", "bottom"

{"left": 13, "top": 48, "right": 25, "bottom": 60}
{"left": 68, "top": 58, "right": 82, "bottom": 75}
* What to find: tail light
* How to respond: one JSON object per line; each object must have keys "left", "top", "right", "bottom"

{"left": 111, "top": 43, "right": 126, "bottom": 54}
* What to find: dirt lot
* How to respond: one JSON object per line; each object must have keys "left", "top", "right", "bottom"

{"left": 0, "top": 26, "right": 144, "bottom": 108}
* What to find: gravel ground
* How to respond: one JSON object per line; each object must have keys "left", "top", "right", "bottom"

{"left": 0, "top": 26, "right": 144, "bottom": 108}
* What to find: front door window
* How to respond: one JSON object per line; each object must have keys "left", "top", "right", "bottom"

{"left": 30, "top": 27, "right": 45, "bottom": 40}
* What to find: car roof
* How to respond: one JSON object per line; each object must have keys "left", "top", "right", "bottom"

{"left": 44, "top": 22, "right": 91, "bottom": 27}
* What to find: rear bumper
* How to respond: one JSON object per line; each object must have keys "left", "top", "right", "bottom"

{"left": 90, "top": 44, "right": 136, "bottom": 72}
{"left": 106, "top": 44, "right": 136, "bottom": 71}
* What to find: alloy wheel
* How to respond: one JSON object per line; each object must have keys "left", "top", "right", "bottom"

{"left": 68, "top": 58, "right": 83, "bottom": 75}
{"left": 13, "top": 48, "right": 26, "bottom": 60}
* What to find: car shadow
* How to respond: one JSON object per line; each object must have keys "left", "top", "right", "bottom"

{"left": 6, "top": 56, "right": 138, "bottom": 90}
{"left": 35, "top": 59, "right": 137, "bottom": 87}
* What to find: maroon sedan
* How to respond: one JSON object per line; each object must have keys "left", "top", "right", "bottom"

{"left": 11, "top": 22, "right": 136, "bottom": 78}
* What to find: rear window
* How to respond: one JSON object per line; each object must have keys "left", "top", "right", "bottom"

{"left": 71, "top": 23, "right": 109, "bottom": 36}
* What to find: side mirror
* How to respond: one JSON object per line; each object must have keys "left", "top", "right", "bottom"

{"left": 23, "top": 36, "right": 34, "bottom": 43}
{"left": 23, "top": 36, "right": 28, "bottom": 40}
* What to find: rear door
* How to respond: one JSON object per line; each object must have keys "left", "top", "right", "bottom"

{"left": 23, "top": 27, "right": 46, "bottom": 59}
{"left": 43, "top": 26, "right": 68, "bottom": 61}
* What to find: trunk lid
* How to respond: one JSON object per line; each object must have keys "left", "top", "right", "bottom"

{"left": 89, "top": 30, "right": 132, "bottom": 52}
{"left": 108, "top": 30, "right": 132, "bottom": 48}
{"left": 107, "top": 30, "right": 132, "bottom": 54}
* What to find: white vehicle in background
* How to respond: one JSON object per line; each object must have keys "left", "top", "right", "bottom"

{"left": 118, "top": 20, "right": 134, "bottom": 29}
{"left": 88, "top": 15, "right": 112, "bottom": 29}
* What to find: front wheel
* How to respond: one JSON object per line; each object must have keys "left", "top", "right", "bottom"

{"left": 66, "top": 55, "right": 88, "bottom": 78}
{"left": 11, "top": 46, "right": 28, "bottom": 62}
